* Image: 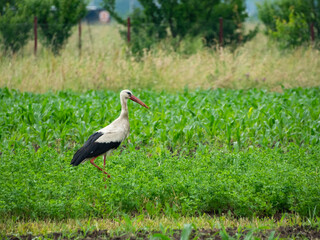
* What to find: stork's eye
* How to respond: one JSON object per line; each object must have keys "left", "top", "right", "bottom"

{"left": 127, "top": 92, "right": 132, "bottom": 96}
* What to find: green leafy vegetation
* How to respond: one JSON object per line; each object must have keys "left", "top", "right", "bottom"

{"left": 32, "top": 0, "right": 87, "bottom": 54}
{"left": 257, "top": 0, "right": 320, "bottom": 48}
{"left": 268, "top": 9, "right": 309, "bottom": 49}
{"left": 0, "top": 0, "right": 87, "bottom": 55}
{"left": 0, "top": 87, "right": 319, "bottom": 220}
{"left": 0, "top": 1, "right": 32, "bottom": 53}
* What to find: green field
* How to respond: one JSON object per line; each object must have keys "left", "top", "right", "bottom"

{"left": 1, "top": 87, "right": 319, "bottom": 224}
{"left": 1, "top": 22, "right": 320, "bottom": 238}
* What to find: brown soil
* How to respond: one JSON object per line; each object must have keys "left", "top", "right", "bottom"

{"left": 7, "top": 225, "right": 320, "bottom": 240}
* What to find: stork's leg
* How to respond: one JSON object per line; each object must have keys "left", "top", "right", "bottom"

{"left": 103, "top": 154, "right": 107, "bottom": 187}
{"left": 90, "top": 156, "right": 111, "bottom": 178}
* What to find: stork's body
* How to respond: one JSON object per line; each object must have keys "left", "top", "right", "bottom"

{"left": 71, "top": 90, "right": 149, "bottom": 177}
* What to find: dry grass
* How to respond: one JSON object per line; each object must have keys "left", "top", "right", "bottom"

{"left": 0, "top": 24, "right": 319, "bottom": 93}
{"left": 0, "top": 214, "right": 304, "bottom": 236}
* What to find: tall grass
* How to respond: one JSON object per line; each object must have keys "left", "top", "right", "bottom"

{"left": 0, "top": 24, "right": 319, "bottom": 92}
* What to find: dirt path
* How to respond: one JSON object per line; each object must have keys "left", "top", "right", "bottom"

{"left": 7, "top": 225, "right": 320, "bottom": 239}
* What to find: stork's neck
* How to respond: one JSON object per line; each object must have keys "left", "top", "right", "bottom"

{"left": 120, "top": 97, "right": 129, "bottom": 118}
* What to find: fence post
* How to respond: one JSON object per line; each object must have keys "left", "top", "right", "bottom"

{"left": 219, "top": 17, "right": 223, "bottom": 47}
{"left": 310, "top": 22, "right": 315, "bottom": 43}
{"left": 127, "top": 17, "right": 131, "bottom": 43}
{"left": 34, "top": 16, "right": 37, "bottom": 56}
{"left": 78, "top": 20, "right": 82, "bottom": 56}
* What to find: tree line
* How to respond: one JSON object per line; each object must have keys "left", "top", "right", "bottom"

{"left": 0, "top": 0, "right": 319, "bottom": 55}
{"left": 0, "top": 0, "right": 86, "bottom": 54}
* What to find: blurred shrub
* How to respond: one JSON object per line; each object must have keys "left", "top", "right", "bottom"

{"left": 269, "top": 9, "right": 309, "bottom": 49}
{"left": 0, "top": 1, "right": 32, "bottom": 54}
{"left": 30, "top": 0, "right": 87, "bottom": 54}
{"left": 0, "top": 0, "right": 87, "bottom": 55}
{"left": 257, "top": 0, "right": 319, "bottom": 48}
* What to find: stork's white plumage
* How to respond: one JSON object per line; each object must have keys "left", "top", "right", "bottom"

{"left": 71, "top": 90, "right": 149, "bottom": 177}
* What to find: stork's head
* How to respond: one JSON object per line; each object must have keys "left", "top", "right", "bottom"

{"left": 120, "top": 90, "right": 149, "bottom": 109}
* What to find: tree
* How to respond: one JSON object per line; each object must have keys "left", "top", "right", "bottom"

{"left": 0, "top": 0, "right": 33, "bottom": 54}
{"left": 30, "top": 0, "right": 87, "bottom": 54}
{"left": 102, "top": 0, "right": 257, "bottom": 55}
{"left": 257, "top": 0, "right": 320, "bottom": 48}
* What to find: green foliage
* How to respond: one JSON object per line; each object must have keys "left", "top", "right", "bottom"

{"left": 103, "top": 0, "right": 258, "bottom": 55}
{"left": 29, "top": 0, "right": 87, "bottom": 54}
{"left": 0, "top": 0, "right": 14, "bottom": 13}
{"left": 0, "top": 1, "right": 32, "bottom": 53}
{"left": 0, "top": 88, "right": 320, "bottom": 220}
{"left": 257, "top": 0, "right": 320, "bottom": 48}
{"left": 269, "top": 9, "right": 309, "bottom": 49}
{"left": 180, "top": 224, "right": 193, "bottom": 240}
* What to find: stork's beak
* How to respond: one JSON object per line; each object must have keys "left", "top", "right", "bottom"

{"left": 130, "top": 95, "right": 149, "bottom": 109}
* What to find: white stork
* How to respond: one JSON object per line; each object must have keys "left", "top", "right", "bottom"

{"left": 71, "top": 90, "right": 149, "bottom": 177}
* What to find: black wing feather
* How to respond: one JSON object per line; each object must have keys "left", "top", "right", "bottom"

{"left": 71, "top": 132, "right": 121, "bottom": 166}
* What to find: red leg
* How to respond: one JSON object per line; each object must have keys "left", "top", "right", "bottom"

{"left": 103, "top": 154, "right": 107, "bottom": 187}
{"left": 90, "top": 156, "right": 111, "bottom": 178}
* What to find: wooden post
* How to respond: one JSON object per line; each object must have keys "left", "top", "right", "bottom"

{"left": 34, "top": 16, "right": 37, "bottom": 56}
{"left": 310, "top": 22, "right": 315, "bottom": 43}
{"left": 127, "top": 17, "right": 131, "bottom": 43}
{"left": 78, "top": 20, "right": 82, "bottom": 56}
{"left": 219, "top": 17, "right": 223, "bottom": 47}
